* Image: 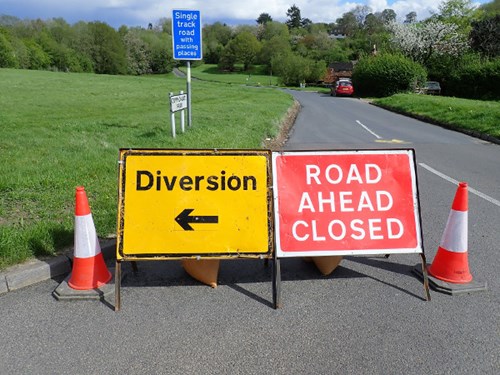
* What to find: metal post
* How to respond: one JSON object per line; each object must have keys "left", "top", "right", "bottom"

{"left": 169, "top": 92, "right": 176, "bottom": 138}
{"left": 187, "top": 61, "right": 192, "bottom": 127}
{"left": 180, "top": 90, "right": 185, "bottom": 133}
{"left": 420, "top": 253, "right": 431, "bottom": 301}
{"left": 272, "top": 255, "right": 282, "bottom": 309}
{"left": 114, "top": 260, "right": 121, "bottom": 312}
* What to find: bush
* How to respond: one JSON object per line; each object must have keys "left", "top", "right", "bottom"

{"left": 0, "top": 32, "right": 18, "bottom": 68}
{"left": 272, "top": 51, "right": 325, "bottom": 86}
{"left": 445, "top": 57, "right": 500, "bottom": 100}
{"left": 352, "top": 54, "right": 426, "bottom": 97}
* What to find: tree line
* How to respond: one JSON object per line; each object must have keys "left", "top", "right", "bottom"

{"left": 0, "top": 0, "right": 498, "bottom": 97}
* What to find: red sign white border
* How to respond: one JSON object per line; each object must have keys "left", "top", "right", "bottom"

{"left": 272, "top": 149, "right": 423, "bottom": 258}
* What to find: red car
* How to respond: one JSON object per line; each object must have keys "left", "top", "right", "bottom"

{"left": 334, "top": 81, "right": 354, "bottom": 96}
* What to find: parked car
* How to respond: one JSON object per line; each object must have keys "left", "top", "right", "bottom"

{"left": 332, "top": 81, "right": 354, "bottom": 96}
{"left": 424, "top": 81, "right": 441, "bottom": 95}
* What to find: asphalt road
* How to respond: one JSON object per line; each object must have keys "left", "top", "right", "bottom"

{"left": 1, "top": 91, "right": 499, "bottom": 374}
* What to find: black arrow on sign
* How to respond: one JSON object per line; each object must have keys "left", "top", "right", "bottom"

{"left": 175, "top": 208, "right": 219, "bottom": 231}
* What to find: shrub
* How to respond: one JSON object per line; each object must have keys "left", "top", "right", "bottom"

{"left": 272, "top": 51, "right": 325, "bottom": 86}
{"left": 445, "top": 57, "right": 500, "bottom": 100}
{"left": 352, "top": 54, "right": 426, "bottom": 97}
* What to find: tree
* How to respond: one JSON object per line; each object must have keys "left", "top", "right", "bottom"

{"left": 0, "top": 31, "right": 18, "bottom": 68}
{"left": 260, "top": 21, "right": 289, "bottom": 41}
{"left": 480, "top": 0, "right": 500, "bottom": 15}
{"left": 436, "top": 0, "right": 478, "bottom": 35}
{"left": 286, "top": 4, "right": 302, "bottom": 29}
{"left": 229, "top": 31, "right": 261, "bottom": 70}
{"left": 335, "top": 12, "right": 360, "bottom": 37}
{"left": 404, "top": 12, "right": 417, "bottom": 24}
{"left": 352, "top": 5, "right": 372, "bottom": 25}
{"left": 389, "top": 20, "right": 469, "bottom": 64}
{"left": 381, "top": 9, "right": 397, "bottom": 24}
{"left": 271, "top": 51, "right": 325, "bottom": 85}
{"left": 470, "top": 15, "right": 500, "bottom": 57}
{"left": 364, "top": 13, "right": 385, "bottom": 35}
{"left": 123, "top": 29, "right": 150, "bottom": 75}
{"left": 203, "top": 22, "right": 233, "bottom": 63}
{"left": 260, "top": 34, "right": 292, "bottom": 71}
{"left": 256, "top": 13, "right": 273, "bottom": 25}
{"left": 88, "top": 22, "right": 127, "bottom": 74}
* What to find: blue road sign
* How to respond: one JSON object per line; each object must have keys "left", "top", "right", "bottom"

{"left": 172, "top": 9, "right": 202, "bottom": 60}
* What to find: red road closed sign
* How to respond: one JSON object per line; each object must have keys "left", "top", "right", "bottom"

{"left": 272, "top": 150, "right": 422, "bottom": 257}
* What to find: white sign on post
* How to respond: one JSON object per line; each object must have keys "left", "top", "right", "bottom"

{"left": 169, "top": 92, "right": 187, "bottom": 137}
{"left": 170, "top": 94, "right": 187, "bottom": 113}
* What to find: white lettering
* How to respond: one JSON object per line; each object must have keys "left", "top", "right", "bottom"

{"left": 387, "top": 218, "right": 404, "bottom": 239}
{"left": 328, "top": 220, "right": 346, "bottom": 240}
{"left": 312, "top": 220, "right": 326, "bottom": 241}
{"left": 298, "top": 192, "right": 315, "bottom": 213}
{"left": 365, "top": 164, "right": 382, "bottom": 183}
{"left": 325, "top": 164, "right": 343, "bottom": 184}
{"left": 357, "top": 191, "right": 375, "bottom": 211}
{"left": 339, "top": 191, "right": 354, "bottom": 212}
{"left": 346, "top": 164, "right": 363, "bottom": 184}
{"left": 368, "top": 218, "right": 383, "bottom": 240}
{"left": 306, "top": 165, "right": 321, "bottom": 185}
{"left": 376, "top": 191, "right": 393, "bottom": 211}
{"left": 292, "top": 220, "right": 309, "bottom": 241}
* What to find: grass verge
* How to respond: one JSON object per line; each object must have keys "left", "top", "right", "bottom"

{"left": 373, "top": 94, "right": 500, "bottom": 139}
{"left": 0, "top": 68, "right": 294, "bottom": 269}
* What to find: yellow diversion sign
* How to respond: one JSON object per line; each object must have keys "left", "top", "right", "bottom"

{"left": 117, "top": 149, "right": 272, "bottom": 259}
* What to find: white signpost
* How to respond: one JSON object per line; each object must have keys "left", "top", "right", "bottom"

{"left": 169, "top": 91, "right": 187, "bottom": 137}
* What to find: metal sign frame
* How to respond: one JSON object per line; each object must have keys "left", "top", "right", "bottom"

{"left": 271, "top": 148, "right": 430, "bottom": 306}
{"left": 115, "top": 148, "right": 274, "bottom": 310}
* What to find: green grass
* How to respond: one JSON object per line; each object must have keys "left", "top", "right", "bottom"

{"left": 373, "top": 94, "right": 500, "bottom": 138}
{"left": 180, "top": 63, "right": 279, "bottom": 86}
{"left": 2, "top": 68, "right": 498, "bottom": 270}
{"left": 0, "top": 68, "right": 293, "bottom": 269}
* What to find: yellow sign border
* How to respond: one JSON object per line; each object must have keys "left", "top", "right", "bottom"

{"left": 116, "top": 149, "right": 273, "bottom": 260}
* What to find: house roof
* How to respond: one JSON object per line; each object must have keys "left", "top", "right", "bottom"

{"left": 328, "top": 62, "right": 354, "bottom": 71}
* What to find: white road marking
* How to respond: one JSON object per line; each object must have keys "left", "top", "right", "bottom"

{"left": 356, "top": 120, "right": 382, "bottom": 139}
{"left": 419, "top": 163, "right": 500, "bottom": 208}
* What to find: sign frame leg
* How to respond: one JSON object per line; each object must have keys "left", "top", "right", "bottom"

{"left": 272, "top": 255, "right": 282, "bottom": 309}
{"left": 114, "top": 260, "right": 121, "bottom": 311}
{"left": 419, "top": 253, "right": 431, "bottom": 301}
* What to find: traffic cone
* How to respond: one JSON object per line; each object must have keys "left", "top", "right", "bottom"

{"left": 312, "top": 256, "right": 343, "bottom": 276}
{"left": 68, "top": 187, "right": 112, "bottom": 290}
{"left": 182, "top": 259, "right": 219, "bottom": 288}
{"left": 428, "top": 182, "right": 472, "bottom": 283}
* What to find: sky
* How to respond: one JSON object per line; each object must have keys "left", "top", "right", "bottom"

{"left": 1, "top": 0, "right": 489, "bottom": 28}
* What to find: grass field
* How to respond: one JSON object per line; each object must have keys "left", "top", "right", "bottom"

{"left": 1, "top": 67, "right": 499, "bottom": 270}
{"left": 373, "top": 94, "right": 500, "bottom": 138}
{"left": 0, "top": 68, "right": 293, "bottom": 269}
{"left": 179, "top": 63, "right": 279, "bottom": 86}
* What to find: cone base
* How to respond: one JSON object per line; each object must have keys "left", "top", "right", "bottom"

{"left": 53, "top": 268, "right": 117, "bottom": 301}
{"left": 413, "top": 264, "right": 487, "bottom": 296}
{"left": 182, "top": 259, "right": 220, "bottom": 288}
{"left": 68, "top": 255, "right": 112, "bottom": 290}
{"left": 428, "top": 248, "right": 472, "bottom": 284}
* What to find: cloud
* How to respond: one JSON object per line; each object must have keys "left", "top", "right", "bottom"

{"left": 0, "top": 0, "right": 488, "bottom": 28}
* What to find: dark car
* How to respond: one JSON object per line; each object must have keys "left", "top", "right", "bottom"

{"left": 333, "top": 81, "right": 354, "bottom": 97}
{"left": 424, "top": 81, "right": 441, "bottom": 95}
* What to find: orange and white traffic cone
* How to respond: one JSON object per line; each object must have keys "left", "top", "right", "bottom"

{"left": 428, "top": 182, "right": 472, "bottom": 283}
{"left": 182, "top": 259, "right": 219, "bottom": 288}
{"left": 68, "top": 187, "right": 112, "bottom": 290}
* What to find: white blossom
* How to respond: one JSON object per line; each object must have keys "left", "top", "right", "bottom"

{"left": 389, "top": 20, "right": 469, "bottom": 63}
